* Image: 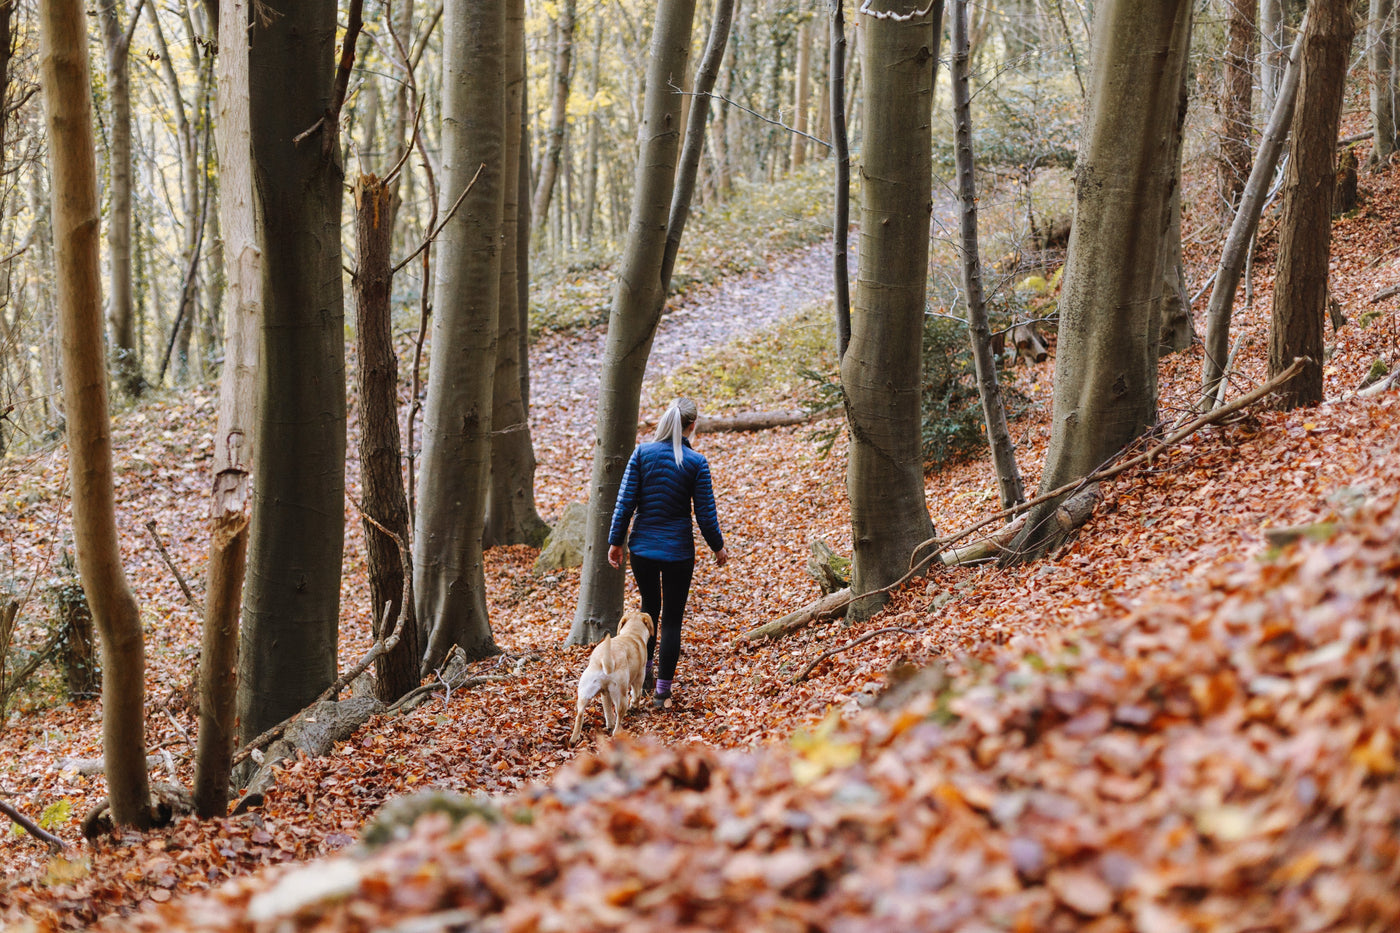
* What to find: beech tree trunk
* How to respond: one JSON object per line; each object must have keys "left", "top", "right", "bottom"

{"left": 97, "top": 0, "right": 143, "bottom": 397}
{"left": 791, "top": 19, "right": 811, "bottom": 168}
{"left": 1369, "top": 0, "right": 1397, "bottom": 169}
{"left": 1270, "top": 0, "right": 1354, "bottom": 409}
{"left": 40, "top": 0, "right": 152, "bottom": 828}
{"left": 484, "top": 0, "right": 550, "bottom": 551}
{"left": 353, "top": 173, "right": 421, "bottom": 703}
{"left": 1158, "top": 63, "right": 1194, "bottom": 357}
{"left": 532, "top": 0, "right": 576, "bottom": 235}
{"left": 1219, "top": 0, "right": 1256, "bottom": 225}
{"left": 951, "top": 0, "right": 1022, "bottom": 509}
{"left": 1007, "top": 0, "right": 1193, "bottom": 563}
{"left": 1260, "top": 0, "right": 1286, "bottom": 119}
{"left": 831, "top": 0, "right": 851, "bottom": 359}
{"left": 1200, "top": 19, "right": 1307, "bottom": 409}
{"left": 238, "top": 0, "right": 347, "bottom": 744}
{"left": 842, "top": 0, "right": 940, "bottom": 621}
{"left": 194, "top": 0, "right": 260, "bottom": 819}
{"left": 415, "top": 0, "right": 505, "bottom": 671}
{"left": 568, "top": 0, "right": 699, "bottom": 646}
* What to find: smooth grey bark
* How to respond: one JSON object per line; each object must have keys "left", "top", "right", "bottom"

{"left": 238, "top": 0, "right": 347, "bottom": 744}
{"left": 568, "top": 0, "right": 699, "bottom": 646}
{"left": 831, "top": 0, "right": 851, "bottom": 359}
{"left": 1200, "top": 19, "right": 1307, "bottom": 409}
{"left": 1158, "top": 59, "right": 1194, "bottom": 358}
{"left": 1007, "top": 0, "right": 1193, "bottom": 564}
{"left": 484, "top": 0, "right": 549, "bottom": 551}
{"left": 414, "top": 0, "right": 505, "bottom": 671}
{"left": 1219, "top": 0, "right": 1256, "bottom": 224}
{"left": 842, "top": 0, "right": 940, "bottom": 621}
{"left": 951, "top": 0, "right": 1023, "bottom": 509}
{"left": 97, "top": 0, "right": 145, "bottom": 396}
{"left": 40, "top": 0, "right": 152, "bottom": 828}
{"left": 1369, "top": 0, "right": 1397, "bottom": 168}
{"left": 1270, "top": 0, "right": 1354, "bottom": 409}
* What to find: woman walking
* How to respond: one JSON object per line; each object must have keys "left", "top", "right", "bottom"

{"left": 608, "top": 398, "right": 729, "bottom": 709}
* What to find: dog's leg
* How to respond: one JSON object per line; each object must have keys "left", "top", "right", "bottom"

{"left": 570, "top": 688, "right": 590, "bottom": 746}
{"left": 609, "top": 682, "right": 627, "bottom": 735}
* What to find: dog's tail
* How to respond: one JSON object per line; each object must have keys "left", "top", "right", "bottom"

{"left": 577, "top": 635, "right": 613, "bottom": 701}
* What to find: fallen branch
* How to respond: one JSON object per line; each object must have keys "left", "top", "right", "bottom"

{"left": 695, "top": 409, "right": 832, "bottom": 434}
{"left": 0, "top": 798, "right": 65, "bottom": 852}
{"left": 1054, "top": 482, "right": 1101, "bottom": 534}
{"left": 232, "top": 597, "right": 405, "bottom": 768}
{"left": 792, "top": 625, "right": 922, "bottom": 683}
{"left": 938, "top": 514, "right": 1027, "bottom": 567}
{"left": 740, "top": 588, "right": 851, "bottom": 642}
{"left": 916, "top": 358, "right": 1309, "bottom": 567}
{"left": 1370, "top": 283, "right": 1400, "bottom": 304}
{"left": 144, "top": 519, "right": 198, "bottom": 609}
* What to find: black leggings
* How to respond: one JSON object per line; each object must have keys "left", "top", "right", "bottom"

{"left": 628, "top": 553, "right": 695, "bottom": 682}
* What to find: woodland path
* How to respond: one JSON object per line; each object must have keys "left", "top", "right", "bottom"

{"left": 528, "top": 241, "right": 842, "bottom": 440}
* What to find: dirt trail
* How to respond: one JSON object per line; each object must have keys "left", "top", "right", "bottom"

{"left": 530, "top": 242, "right": 839, "bottom": 415}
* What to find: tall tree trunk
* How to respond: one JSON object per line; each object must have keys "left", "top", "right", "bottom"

{"left": 791, "top": 18, "right": 811, "bottom": 168}
{"left": 1007, "top": 0, "right": 1193, "bottom": 564}
{"left": 40, "top": 0, "right": 151, "bottom": 828}
{"left": 1369, "top": 0, "right": 1397, "bottom": 168}
{"left": 532, "top": 0, "right": 576, "bottom": 234}
{"left": 1158, "top": 61, "right": 1194, "bottom": 357}
{"left": 581, "top": 15, "right": 603, "bottom": 241}
{"left": 1200, "top": 18, "right": 1307, "bottom": 409}
{"left": 951, "top": 0, "right": 1023, "bottom": 509}
{"left": 1260, "top": 0, "right": 1286, "bottom": 120}
{"left": 414, "top": 0, "right": 506, "bottom": 671}
{"left": 193, "top": 0, "right": 260, "bottom": 819}
{"left": 1219, "top": 0, "right": 1256, "bottom": 225}
{"left": 237, "top": 0, "right": 347, "bottom": 745}
{"left": 484, "top": 0, "right": 549, "bottom": 550}
{"left": 1269, "top": 0, "right": 1353, "bottom": 409}
{"left": 831, "top": 0, "right": 851, "bottom": 359}
{"left": 97, "top": 0, "right": 144, "bottom": 397}
{"left": 568, "top": 0, "right": 699, "bottom": 646}
{"left": 842, "top": 0, "right": 940, "bottom": 621}
{"left": 353, "top": 174, "right": 421, "bottom": 702}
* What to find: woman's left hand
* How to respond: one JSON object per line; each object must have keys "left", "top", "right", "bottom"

{"left": 714, "top": 546, "right": 729, "bottom": 568}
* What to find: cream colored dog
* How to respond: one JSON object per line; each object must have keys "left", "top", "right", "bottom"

{"left": 569, "top": 609, "right": 655, "bottom": 745}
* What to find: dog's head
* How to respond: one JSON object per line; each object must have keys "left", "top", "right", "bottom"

{"left": 621, "top": 609, "right": 655, "bottom": 638}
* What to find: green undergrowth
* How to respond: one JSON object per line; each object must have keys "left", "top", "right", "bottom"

{"left": 652, "top": 302, "right": 840, "bottom": 413}
{"left": 530, "top": 161, "right": 849, "bottom": 335}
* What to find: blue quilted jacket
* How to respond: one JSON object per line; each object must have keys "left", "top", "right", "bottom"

{"left": 608, "top": 438, "right": 724, "bottom": 562}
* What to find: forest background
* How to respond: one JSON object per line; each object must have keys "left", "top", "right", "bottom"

{"left": 1, "top": 0, "right": 1399, "bottom": 928}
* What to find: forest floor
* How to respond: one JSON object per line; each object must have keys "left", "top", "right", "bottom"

{"left": 2, "top": 151, "right": 1400, "bottom": 930}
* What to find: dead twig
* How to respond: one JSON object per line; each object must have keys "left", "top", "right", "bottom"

{"left": 0, "top": 798, "right": 66, "bottom": 852}
{"left": 391, "top": 164, "right": 484, "bottom": 275}
{"left": 792, "top": 626, "right": 922, "bottom": 683}
{"left": 144, "top": 519, "right": 198, "bottom": 609}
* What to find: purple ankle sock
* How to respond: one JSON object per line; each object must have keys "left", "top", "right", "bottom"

{"left": 655, "top": 678, "right": 673, "bottom": 695}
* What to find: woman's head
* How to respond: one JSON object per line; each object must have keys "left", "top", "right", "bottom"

{"left": 654, "top": 398, "right": 699, "bottom": 464}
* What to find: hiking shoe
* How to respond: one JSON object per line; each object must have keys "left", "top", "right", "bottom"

{"left": 651, "top": 689, "right": 672, "bottom": 711}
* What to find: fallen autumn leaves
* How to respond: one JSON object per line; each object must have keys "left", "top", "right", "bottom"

{"left": 110, "top": 495, "right": 1400, "bottom": 932}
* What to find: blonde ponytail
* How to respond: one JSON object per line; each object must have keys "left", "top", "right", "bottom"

{"left": 652, "top": 398, "right": 699, "bottom": 464}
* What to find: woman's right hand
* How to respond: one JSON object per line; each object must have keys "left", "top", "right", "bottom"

{"left": 714, "top": 546, "right": 729, "bottom": 568}
{"left": 608, "top": 545, "right": 625, "bottom": 568}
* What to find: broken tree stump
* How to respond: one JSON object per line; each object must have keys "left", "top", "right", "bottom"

{"left": 1011, "top": 323, "right": 1048, "bottom": 364}
{"left": 805, "top": 539, "right": 850, "bottom": 595}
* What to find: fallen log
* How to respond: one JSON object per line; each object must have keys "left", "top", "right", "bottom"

{"left": 695, "top": 409, "right": 830, "bottom": 433}
{"left": 939, "top": 515, "right": 1027, "bottom": 566}
{"left": 1054, "top": 482, "right": 1101, "bottom": 534}
{"left": 740, "top": 588, "right": 851, "bottom": 642}
{"left": 1011, "top": 323, "right": 1048, "bottom": 364}
{"left": 1370, "top": 283, "right": 1400, "bottom": 304}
